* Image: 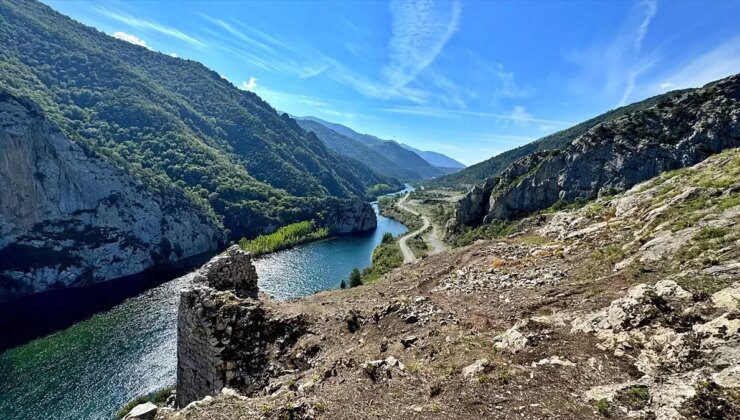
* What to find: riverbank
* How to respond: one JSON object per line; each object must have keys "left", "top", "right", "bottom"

{"left": 0, "top": 202, "right": 407, "bottom": 420}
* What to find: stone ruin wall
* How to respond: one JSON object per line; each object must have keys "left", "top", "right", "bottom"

{"left": 176, "top": 245, "right": 305, "bottom": 407}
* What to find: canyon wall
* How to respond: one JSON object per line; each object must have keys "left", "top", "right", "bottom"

{"left": 0, "top": 92, "right": 225, "bottom": 301}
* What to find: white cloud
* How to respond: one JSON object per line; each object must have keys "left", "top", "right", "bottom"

{"left": 509, "top": 106, "right": 533, "bottom": 127}
{"left": 199, "top": 14, "right": 276, "bottom": 54}
{"left": 380, "top": 105, "right": 573, "bottom": 126}
{"left": 383, "top": 0, "right": 462, "bottom": 89}
{"left": 169, "top": 52, "right": 178, "bottom": 58}
{"left": 651, "top": 36, "right": 740, "bottom": 92}
{"left": 567, "top": 0, "right": 659, "bottom": 106}
{"left": 97, "top": 8, "right": 204, "bottom": 47}
{"left": 240, "top": 77, "right": 258, "bottom": 91}
{"left": 112, "top": 31, "right": 147, "bottom": 48}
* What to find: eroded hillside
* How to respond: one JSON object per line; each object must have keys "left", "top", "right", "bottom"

{"left": 138, "top": 149, "right": 739, "bottom": 420}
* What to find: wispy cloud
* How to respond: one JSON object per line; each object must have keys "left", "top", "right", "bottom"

{"left": 567, "top": 0, "right": 659, "bottom": 106}
{"left": 383, "top": 0, "right": 462, "bottom": 89}
{"left": 97, "top": 8, "right": 205, "bottom": 47}
{"left": 199, "top": 14, "right": 276, "bottom": 54}
{"left": 381, "top": 105, "right": 573, "bottom": 126}
{"left": 651, "top": 36, "right": 740, "bottom": 92}
{"left": 112, "top": 31, "right": 147, "bottom": 48}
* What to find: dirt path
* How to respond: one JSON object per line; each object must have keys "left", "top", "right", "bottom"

{"left": 397, "top": 193, "right": 446, "bottom": 263}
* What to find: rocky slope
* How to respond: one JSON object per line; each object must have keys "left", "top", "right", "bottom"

{"left": 0, "top": 92, "right": 225, "bottom": 301}
{"left": 449, "top": 74, "right": 739, "bottom": 229}
{"left": 133, "top": 149, "right": 738, "bottom": 419}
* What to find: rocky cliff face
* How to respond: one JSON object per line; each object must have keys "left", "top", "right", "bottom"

{"left": 451, "top": 74, "right": 739, "bottom": 228}
{"left": 0, "top": 92, "right": 225, "bottom": 301}
{"left": 321, "top": 199, "right": 377, "bottom": 234}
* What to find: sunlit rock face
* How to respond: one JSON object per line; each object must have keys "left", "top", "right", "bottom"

{"left": 452, "top": 74, "right": 740, "bottom": 227}
{"left": 0, "top": 92, "right": 225, "bottom": 301}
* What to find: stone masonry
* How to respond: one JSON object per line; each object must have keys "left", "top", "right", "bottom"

{"left": 176, "top": 245, "right": 305, "bottom": 407}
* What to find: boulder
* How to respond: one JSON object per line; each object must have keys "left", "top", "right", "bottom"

{"left": 123, "top": 402, "right": 158, "bottom": 420}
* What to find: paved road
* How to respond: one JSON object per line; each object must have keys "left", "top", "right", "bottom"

{"left": 397, "top": 193, "right": 446, "bottom": 263}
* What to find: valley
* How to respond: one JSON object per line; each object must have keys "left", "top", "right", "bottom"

{"left": 0, "top": 1, "right": 738, "bottom": 419}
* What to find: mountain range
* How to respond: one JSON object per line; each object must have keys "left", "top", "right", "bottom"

{"left": 0, "top": 0, "right": 406, "bottom": 299}
{"left": 295, "top": 116, "right": 464, "bottom": 181}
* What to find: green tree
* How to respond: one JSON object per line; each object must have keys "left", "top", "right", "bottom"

{"left": 381, "top": 232, "right": 394, "bottom": 244}
{"left": 349, "top": 268, "right": 363, "bottom": 288}
{"left": 339, "top": 279, "right": 346, "bottom": 289}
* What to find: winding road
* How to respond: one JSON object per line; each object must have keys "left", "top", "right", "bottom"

{"left": 397, "top": 193, "right": 447, "bottom": 263}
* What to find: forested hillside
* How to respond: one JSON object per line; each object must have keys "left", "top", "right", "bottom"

{"left": 298, "top": 116, "right": 450, "bottom": 179}
{"left": 295, "top": 119, "right": 419, "bottom": 181}
{"left": 427, "top": 88, "right": 691, "bottom": 188}
{"left": 0, "top": 0, "right": 399, "bottom": 239}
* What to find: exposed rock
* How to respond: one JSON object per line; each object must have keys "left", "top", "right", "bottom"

{"left": 0, "top": 92, "right": 225, "bottom": 301}
{"left": 176, "top": 247, "right": 306, "bottom": 407}
{"left": 493, "top": 321, "right": 529, "bottom": 352}
{"left": 462, "top": 359, "right": 490, "bottom": 379}
{"left": 572, "top": 280, "right": 693, "bottom": 334}
{"left": 322, "top": 199, "right": 377, "bottom": 234}
{"left": 122, "top": 402, "right": 158, "bottom": 420}
{"left": 532, "top": 356, "right": 576, "bottom": 367}
{"left": 712, "top": 282, "right": 740, "bottom": 310}
{"left": 452, "top": 74, "right": 739, "bottom": 227}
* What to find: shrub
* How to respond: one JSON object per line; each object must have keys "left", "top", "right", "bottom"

{"left": 349, "top": 268, "right": 363, "bottom": 288}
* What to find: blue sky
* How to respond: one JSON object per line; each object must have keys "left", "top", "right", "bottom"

{"left": 44, "top": 0, "right": 740, "bottom": 165}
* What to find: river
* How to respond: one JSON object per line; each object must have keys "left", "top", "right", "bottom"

{"left": 0, "top": 197, "right": 408, "bottom": 420}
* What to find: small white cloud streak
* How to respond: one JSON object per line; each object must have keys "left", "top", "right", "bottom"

{"left": 199, "top": 14, "right": 276, "bottom": 54}
{"left": 383, "top": 0, "right": 461, "bottom": 89}
{"left": 97, "top": 8, "right": 205, "bottom": 47}
{"left": 380, "top": 106, "right": 573, "bottom": 126}
{"left": 651, "top": 36, "right": 740, "bottom": 92}
{"left": 112, "top": 31, "right": 147, "bottom": 47}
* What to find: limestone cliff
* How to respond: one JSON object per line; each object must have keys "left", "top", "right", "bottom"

{"left": 321, "top": 199, "right": 377, "bottom": 234}
{"left": 0, "top": 92, "right": 225, "bottom": 301}
{"left": 451, "top": 73, "right": 739, "bottom": 229}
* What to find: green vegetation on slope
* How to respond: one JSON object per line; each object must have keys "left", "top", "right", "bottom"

{"left": 360, "top": 232, "right": 404, "bottom": 284}
{"left": 239, "top": 221, "right": 329, "bottom": 256}
{"left": 426, "top": 89, "right": 690, "bottom": 189}
{"left": 296, "top": 119, "right": 418, "bottom": 182}
{"left": 0, "top": 0, "right": 397, "bottom": 239}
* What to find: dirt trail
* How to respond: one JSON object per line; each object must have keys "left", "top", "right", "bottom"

{"left": 397, "top": 193, "right": 446, "bottom": 263}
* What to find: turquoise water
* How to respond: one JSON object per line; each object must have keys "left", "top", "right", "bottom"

{"left": 0, "top": 202, "right": 407, "bottom": 420}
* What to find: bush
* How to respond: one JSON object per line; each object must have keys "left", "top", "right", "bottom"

{"left": 349, "top": 268, "right": 363, "bottom": 288}
{"left": 381, "top": 232, "right": 394, "bottom": 244}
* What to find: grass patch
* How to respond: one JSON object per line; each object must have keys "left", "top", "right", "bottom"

{"left": 594, "top": 245, "right": 627, "bottom": 264}
{"left": 616, "top": 385, "right": 650, "bottom": 410}
{"left": 360, "top": 233, "right": 404, "bottom": 284}
{"left": 239, "top": 220, "right": 328, "bottom": 256}
{"left": 594, "top": 398, "right": 611, "bottom": 416}
{"left": 450, "top": 220, "right": 517, "bottom": 247}
{"left": 676, "top": 275, "right": 737, "bottom": 298}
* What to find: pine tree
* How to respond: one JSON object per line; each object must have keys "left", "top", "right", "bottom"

{"left": 349, "top": 268, "right": 363, "bottom": 288}
{"left": 339, "top": 279, "right": 346, "bottom": 289}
